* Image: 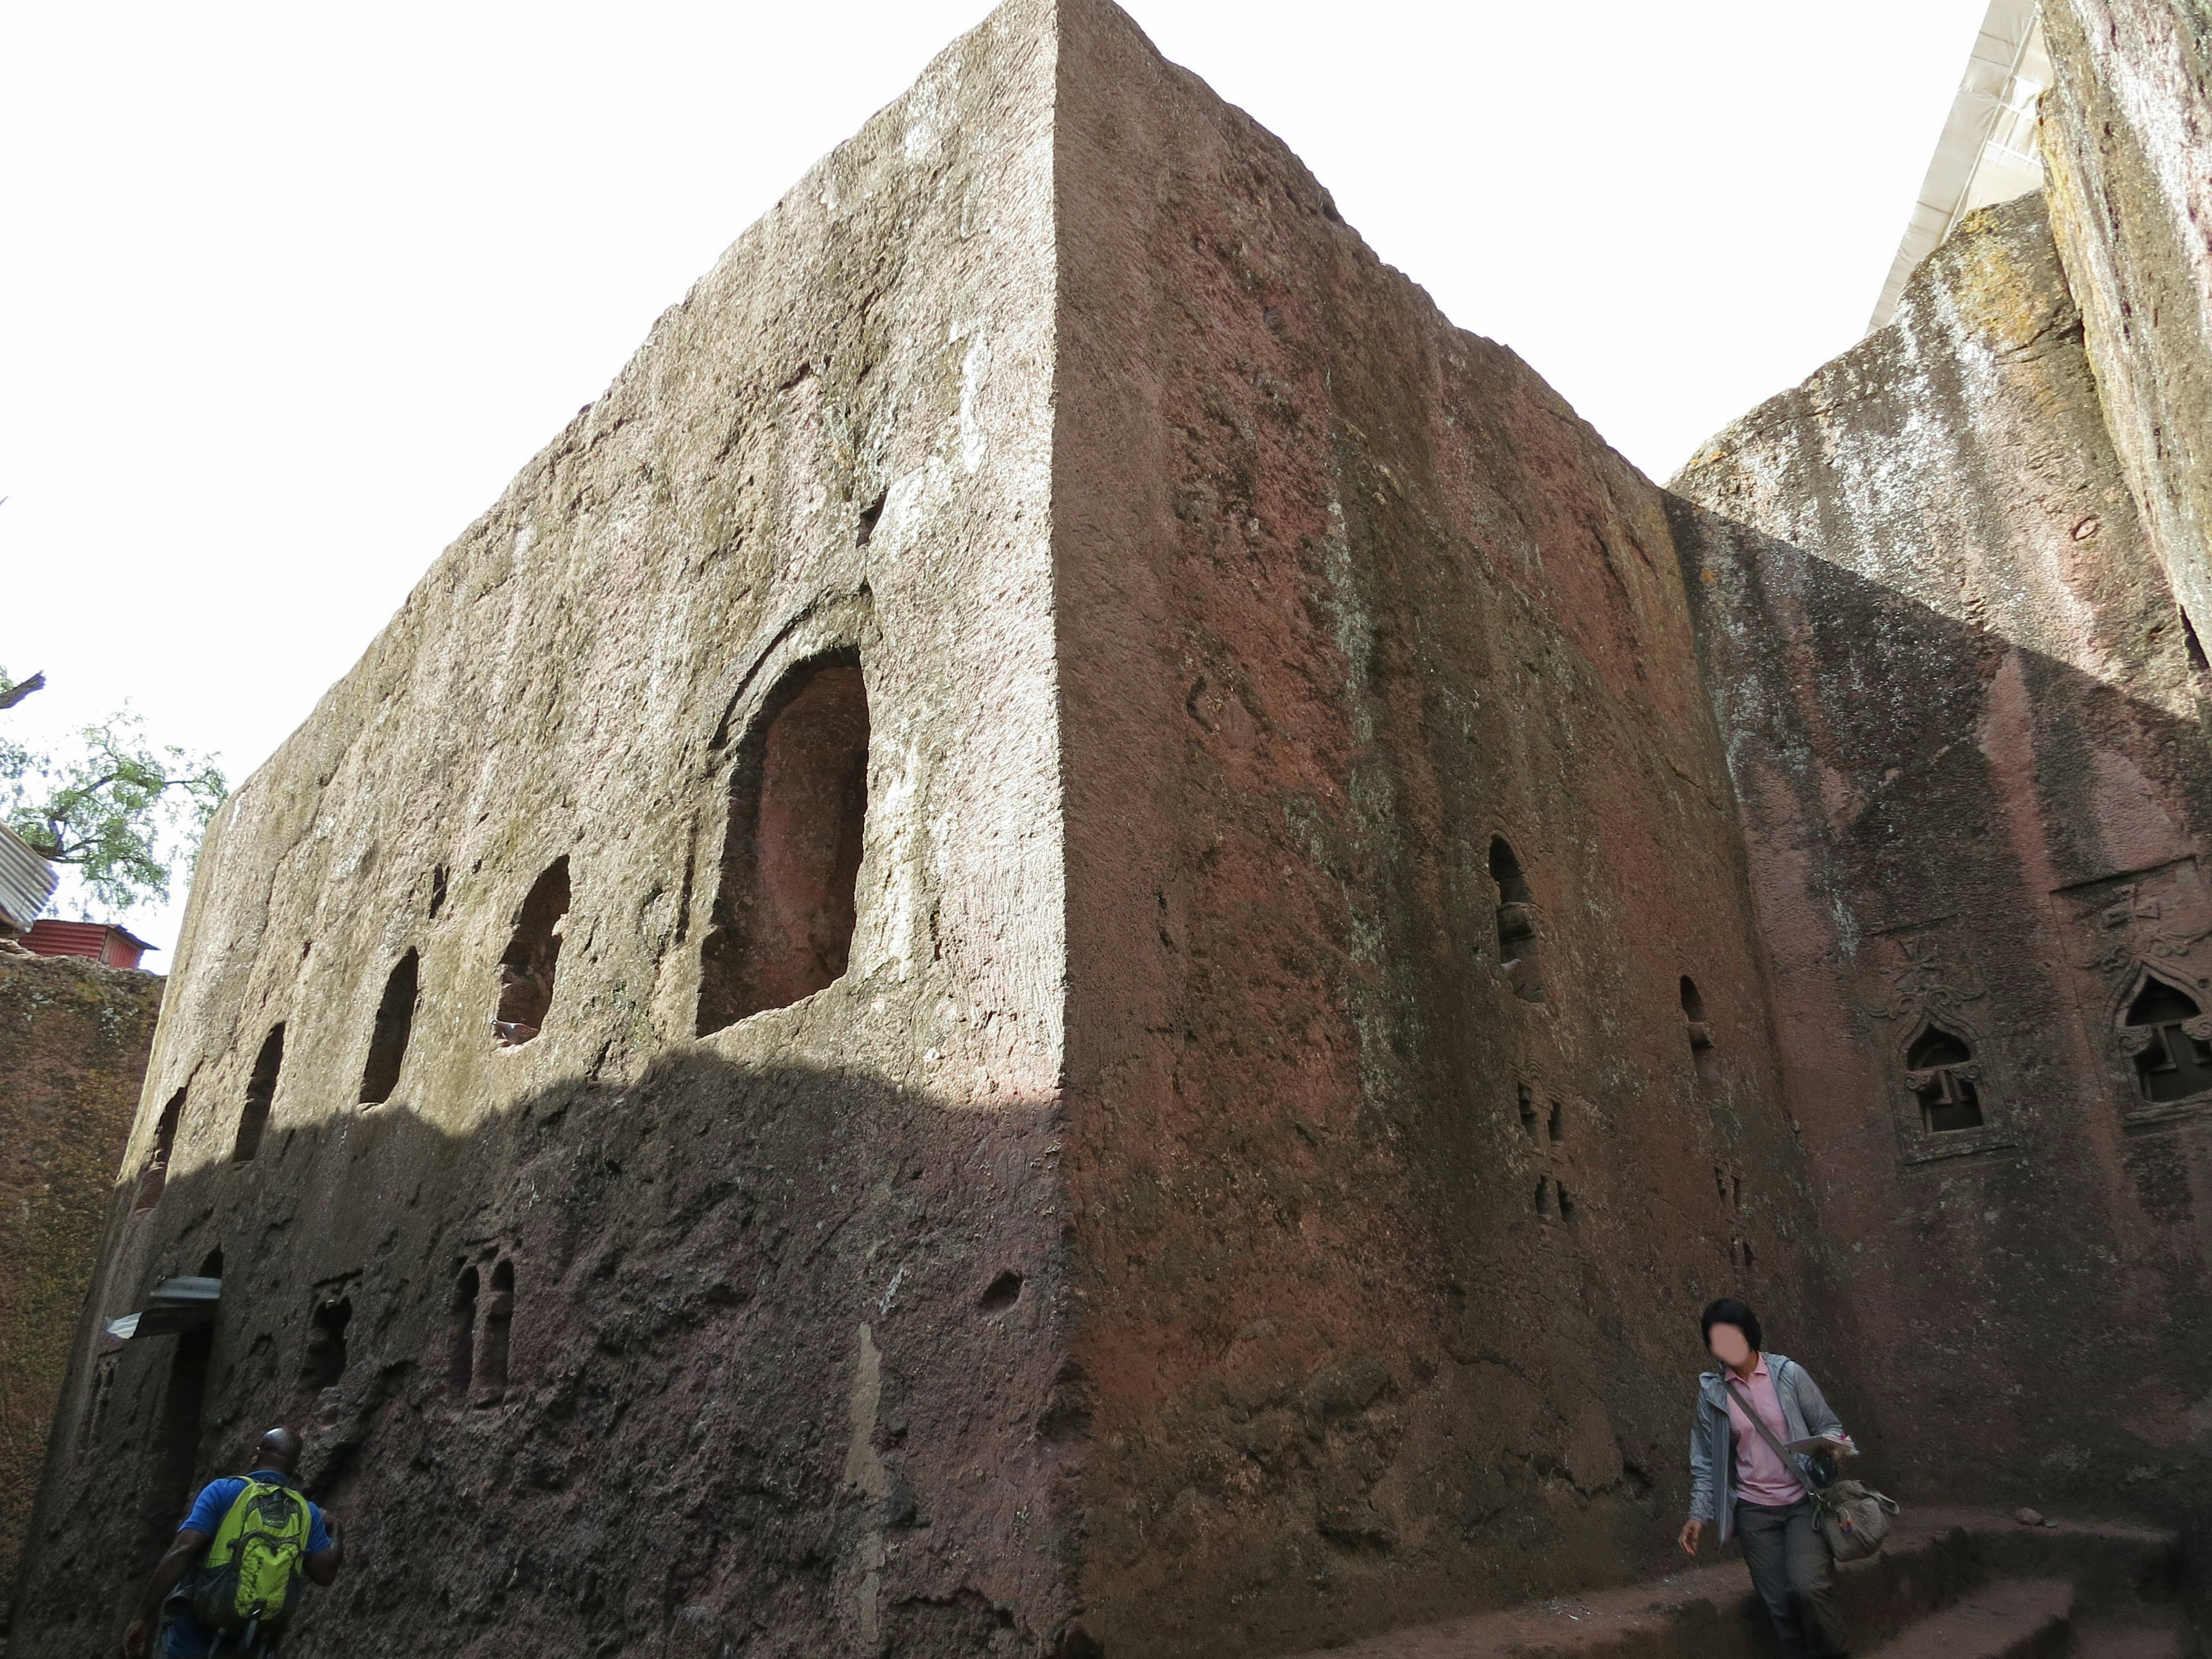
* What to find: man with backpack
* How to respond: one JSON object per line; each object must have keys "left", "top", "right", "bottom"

{"left": 123, "top": 1427, "right": 344, "bottom": 1657}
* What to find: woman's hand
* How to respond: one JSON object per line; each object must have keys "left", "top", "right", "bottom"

{"left": 1677, "top": 1519, "right": 1703, "bottom": 1556}
{"left": 123, "top": 1617, "right": 151, "bottom": 1658}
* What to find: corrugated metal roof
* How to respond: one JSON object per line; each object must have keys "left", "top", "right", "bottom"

{"left": 23, "top": 919, "right": 156, "bottom": 968}
{"left": 105, "top": 1276, "right": 221, "bottom": 1343}
{"left": 0, "top": 821, "right": 58, "bottom": 934}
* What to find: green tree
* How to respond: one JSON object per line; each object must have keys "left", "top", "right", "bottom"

{"left": 1, "top": 667, "right": 227, "bottom": 916}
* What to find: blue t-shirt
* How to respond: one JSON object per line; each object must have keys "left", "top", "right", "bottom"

{"left": 161, "top": 1472, "right": 332, "bottom": 1657}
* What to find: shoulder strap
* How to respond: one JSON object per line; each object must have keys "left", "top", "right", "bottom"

{"left": 1726, "top": 1377, "right": 1800, "bottom": 1468}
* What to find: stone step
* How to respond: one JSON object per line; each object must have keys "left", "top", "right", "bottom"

{"left": 1863, "top": 1579, "right": 2073, "bottom": 1659}
{"left": 1279, "top": 1509, "right": 2181, "bottom": 1659}
{"left": 1912, "top": 1508, "right": 2186, "bottom": 1618}
{"left": 2070, "top": 1623, "right": 2190, "bottom": 1658}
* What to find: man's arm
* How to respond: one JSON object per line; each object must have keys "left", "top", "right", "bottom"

{"left": 123, "top": 1528, "right": 208, "bottom": 1656}
{"left": 304, "top": 1510, "right": 344, "bottom": 1587}
{"left": 137, "top": 1529, "right": 208, "bottom": 1620}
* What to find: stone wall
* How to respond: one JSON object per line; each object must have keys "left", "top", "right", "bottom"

{"left": 9, "top": 7, "right": 1070, "bottom": 1654}
{"left": 1672, "top": 192, "right": 2212, "bottom": 1525}
{"left": 33, "top": 3, "right": 2212, "bottom": 1656}
{"left": 2041, "top": 0, "right": 2212, "bottom": 649}
{"left": 5, "top": 5, "right": 1853, "bottom": 1657}
{"left": 0, "top": 952, "right": 162, "bottom": 1635}
{"left": 1049, "top": 6, "right": 1850, "bottom": 1653}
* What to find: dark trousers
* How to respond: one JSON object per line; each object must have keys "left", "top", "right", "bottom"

{"left": 1736, "top": 1498, "right": 1847, "bottom": 1658}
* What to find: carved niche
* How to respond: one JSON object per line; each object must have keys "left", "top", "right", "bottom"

{"left": 1859, "top": 923, "right": 2013, "bottom": 1165}
{"left": 2054, "top": 857, "right": 2212, "bottom": 1130}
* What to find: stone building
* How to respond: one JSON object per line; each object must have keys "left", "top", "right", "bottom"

{"left": 0, "top": 949, "right": 162, "bottom": 1635}
{"left": 11, "top": 1, "right": 2212, "bottom": 1656}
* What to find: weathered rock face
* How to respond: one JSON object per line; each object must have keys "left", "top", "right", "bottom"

{"left": 9, "top": 4, "right": 1846, "bottom": 1657}
{"left": 0, "top": 952, "right": 162, "bottom": 1633}
{"left": 14, "top": 7, "right": 1069, "bottom": 1655}
{"left": 2041, "top": 0, "right": 2212, "bottom": 648}
{"left": 1672, "top": 192, "right": 2212, "bottom": 1521}
{"left": 1050, "top": 8, "right": 1847, "bottom": 1653}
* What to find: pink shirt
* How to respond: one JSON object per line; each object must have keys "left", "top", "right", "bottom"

{"left": 1725, "top": 1356, "right": 1808, "bottom": 1506}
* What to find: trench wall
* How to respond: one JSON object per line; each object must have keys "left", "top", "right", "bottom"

{"left": 5, "top": 6, "right": 1077, "bottom": 1654}
{"left": 1672, "top": 192, "right": 2212, "bottom": 1529}
{"left": 1048, "top": 5, "right": 1854, "bottom": 1654}
{"left": 0, "top": 953, "right": 161, "bottom": 1635}
{"left": 2041, "top": 0, "right": 2212, "bottom": 646}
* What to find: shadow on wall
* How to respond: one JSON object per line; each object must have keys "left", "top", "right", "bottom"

{"left": 6, "top": 1048, "right": 1068, "bottom": 1659}
{"left": 1668, "top": 494, "right": 2212, "bottom": 1516}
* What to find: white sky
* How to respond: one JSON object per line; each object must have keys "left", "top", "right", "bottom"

{"left": 2, "top": 0, "right": 1990, "bottom": 956}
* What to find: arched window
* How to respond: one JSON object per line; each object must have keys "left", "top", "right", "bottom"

{"left": 1490, "top": 837, "right": 1543, "bottom": 1003}
{"left": 301, "top": 1294, "right": 351, "bottom": 1391}
{"left": 698, "top": 656, "right": 871, "bottom": 1033}
{"left": 1905, "top": 1025, "right": 1984, "bottom": 1132}
{"left": 495, "top": 859, "right": 570, "bottom": 1046}
{"left": 233, "top": 1025, "right": 284, "bottom": 1162}
{"left": 134, "top": 1088, "right": 187, "bottom": 1212}
{"left": 359, "top": 949, "right": 419, "bottom": 1104}
{"left": 2124, "top": 976, "right": 2212, "bottom": 1103}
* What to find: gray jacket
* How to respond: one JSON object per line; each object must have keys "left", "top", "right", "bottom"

{"left": 1687, "top": 1352, "right": 1844, "bottom": 1544}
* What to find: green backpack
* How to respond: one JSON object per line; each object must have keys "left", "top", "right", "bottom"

{"left": 188, "top": 1479, "right": 315, "bottom": 1636}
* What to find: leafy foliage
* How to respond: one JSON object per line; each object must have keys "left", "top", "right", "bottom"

{"left": 1, "top": 668, "right": 227, "bottom": 916}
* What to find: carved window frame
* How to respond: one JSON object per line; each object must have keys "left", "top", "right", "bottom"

{"left": 1891, "top": 1014, "right": 2013, "bottom": 1165}
{"left": 2109, "top": 961, "right": 2212, "bottom": 1130}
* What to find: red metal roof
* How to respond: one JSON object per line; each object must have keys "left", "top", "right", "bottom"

{"left": 21, "top": 919, "right": 157, "bottom": 971}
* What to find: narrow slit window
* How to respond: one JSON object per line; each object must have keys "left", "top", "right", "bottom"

{"left": 495, "top": 859, "right": 570, "bottom": 1046}
{"left": 1681, "top": 975, "right": 1717, "bottom": 1084}
{"left": 1490, "top": 837, "right": 1543, "bottom": 1003}
{"left": 476, "top": 1259, "right": 514, "bottom": 1400}
{"left": 2125, "top": 977, "right": 2212, "bottom": 1104}
{"left": 359, "top": 949, "right": 420, "bottom": 1105}
{"left": 134, "top": 1088, "right": 187, "bottom": 1212}
{"left": 1905, "top": 1025, "right": 1985, "bottom": 1132}
{"left": 449, "top": 1266, "right": 479, "bottom": 1396}
{"left": 233, "top": 1025, "right": 285, "bottom": 1163}
{"left": 697, "top": 656, "right": 871, "bottom": 1033}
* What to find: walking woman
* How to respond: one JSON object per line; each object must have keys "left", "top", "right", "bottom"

{"left": 1679, "top": 1298, "right": 1857, "bottom": 1659}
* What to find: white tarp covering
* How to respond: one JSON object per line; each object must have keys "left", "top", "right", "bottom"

{"left": 1870, "top": 0, "right": 2052, "bottom": 331}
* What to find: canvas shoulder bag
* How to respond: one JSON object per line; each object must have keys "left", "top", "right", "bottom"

{"left": 1726, "top": 1376, "right": 1899, "bottom": 1562}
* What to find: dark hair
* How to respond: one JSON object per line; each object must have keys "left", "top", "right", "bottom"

{"left": 1700, "top": 1297, "right": 1762, "bottom": 1353}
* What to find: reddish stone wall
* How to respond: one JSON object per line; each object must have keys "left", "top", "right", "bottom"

{"left": 2043, "top": 0, "right": 2212, "bottom": 651}
{"left": 1050, "top": 6, "right": 1851, "bottom": 1654}
{"left": 0, "top": 952, "right": 161, "bottom": 1634}
{"left": 1672, "top": 192, "right": 2212, "bottom": 1526}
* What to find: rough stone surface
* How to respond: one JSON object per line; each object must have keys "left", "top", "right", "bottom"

{"left": 0, "top": 952, "right": 162, "bottom": 1634}
{"left": 5, "top": 5, "right": 1849, "bottom": 1657}
{"left": 23, "top": 3, "right": 2212, "bottom": 1658}
{"left": 1051, "top": 7, "right": 1847, "bottom": 1652}
{"left": 2041, "top": 0, "right": 2212, "bottom": 645}
{"left": 12, "top": 7, "right": 1067, "bottom": 1654}
{"left": 1672, "top": 193, "right": 2212, "bottom": 1526}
